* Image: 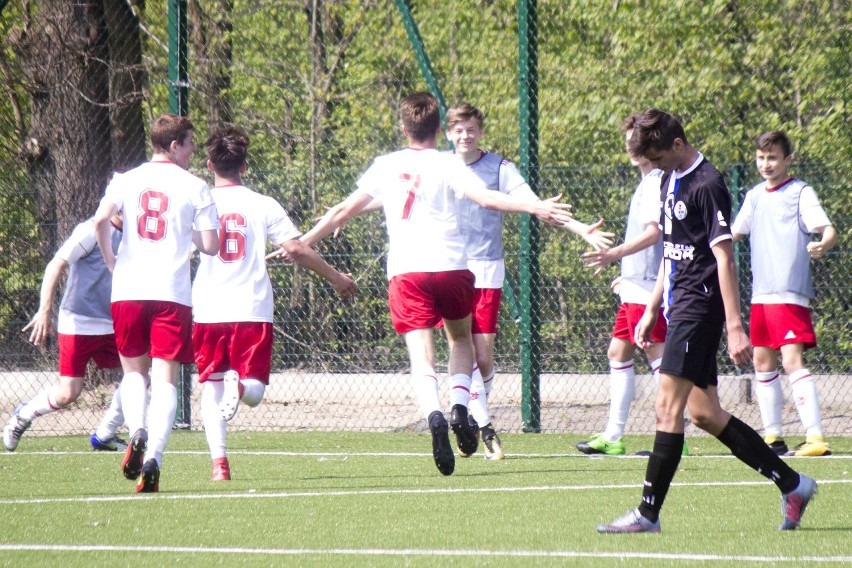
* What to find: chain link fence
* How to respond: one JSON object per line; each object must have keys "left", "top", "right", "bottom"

{"left": 0, "top": 1, "right": 849, "bottom": 438}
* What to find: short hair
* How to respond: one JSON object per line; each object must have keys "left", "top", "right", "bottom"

{"left": 756, "top": 130, "right": 793, "bottom": 157}
{"left": 150, "top": 114, "right": 194, "bottom": 154}
{"left": 206, "top": 125, "right": 249, "bottom": 177}
{"left": 400, "top": 92, "right": 440, "bottom": 142}
{"left": 446, "top": 103, "right": 485, "bottom": 130}
{"left": 627, "top": 108, "right": 689, "bottom": 158}
{"left": 619, "top": 112, "right": 640, "bottom": 133}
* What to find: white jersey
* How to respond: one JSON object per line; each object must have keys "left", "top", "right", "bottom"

{"left": 619, "top": 169, "right": 663, "bottom": 304}
{"left": 55, "top": 220, "right": 120, "bottom": 335}
{"left": 101, "top": 161, "right": 220, "bottom": 306}
{"left": 357, "top": 148, "right": 487, "bottom": 279}
{"left": 192, "top": 185, "right": 301, "bottom": 323}
{"left": 732, "top": 178, "right": 830, "bottom": 307}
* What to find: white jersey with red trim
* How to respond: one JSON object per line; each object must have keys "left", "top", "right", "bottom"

{"left": 101, "top": 161, "right": 220, "bottom": 306}
{"left": 357, "top": 148, "right": 487, "bottom": 278}
{"left": 192, "top": 185, "right": 301, "bottom": 323}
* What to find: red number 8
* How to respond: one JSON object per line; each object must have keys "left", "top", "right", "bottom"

{"left": 137, "top": 189, "right": 170, "bottom": 241}
{"left": 218, "top": 212, "right": 247, "bottom": 262}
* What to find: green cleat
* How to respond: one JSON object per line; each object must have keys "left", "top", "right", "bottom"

{"left": 576, "top": 435, "right": 625, "bottom": 455}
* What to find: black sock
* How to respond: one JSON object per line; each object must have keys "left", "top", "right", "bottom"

{"left": 637, "top": 431, "right": 684, "bottom": 523}
{"left": 716, "top": 415, "right": 799, "bottom": 494}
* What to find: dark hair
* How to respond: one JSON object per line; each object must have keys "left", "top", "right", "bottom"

{"left": 400, "top": 92, "right": 440, "bottom": 141}
{"left": 619, "top": 112, "right": 640, "bottom": 133}
{"left": 446, "top": 103, "right": 485, "bottom": 130}
{"left": 150, "top": 114, "right": 194, "bottom": 153}
{"left": 205, "top": 125, "right": 250, "bottom": 177}
{"left": 627, "top": 108, "right": 688, "bottom": 158}
{"left": 756, "top": 130, "right": 793, "bottom": 157}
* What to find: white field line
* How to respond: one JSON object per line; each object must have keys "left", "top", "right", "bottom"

{"left": 0, "top": 544, "right": 850, "bottom": 563}
{"left": 0, "top": 478, "right": 850, "bottom": 506}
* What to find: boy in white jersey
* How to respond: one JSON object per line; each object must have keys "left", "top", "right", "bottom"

{"left": 4, "top": 206, "right": 127, "bottom": 452}
{"left": 93, "top": 115, "right": 221, "bottom": 493}
{"left": 194, "top": 126, "right": 356, "bottom": 481}
{"left": 577, "top": 113, "right": 668, "bottom": 456}
{"left": 732, "top": 131, "right": 837, "bottom": 457}
{"left": 296, "top": 92, "right": 572, "bottom": 476}
{"left": 442, "top": 103, "right": 612, "bottom": 460}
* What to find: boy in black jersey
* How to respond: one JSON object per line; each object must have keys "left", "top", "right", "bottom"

{"left": 597, "top": 109, "right": 817, "bottom": 534}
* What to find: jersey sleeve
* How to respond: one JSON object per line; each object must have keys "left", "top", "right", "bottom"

{"left": 55, "top": 221, "right": 98, "bottom": 265}
{"left": 697, "top": 176, "right": 733, "bottom": 247}
{"left": 499, "top": 161, "right": 536, "bottom": 199}
{"left": 636, "top": 171, "right": 663, "bottom": 225}
{"left": 356, "top": 158, "right": 386, "bottom": 200}
{"left": 730, "top": 189, "right": 754, "bottom": 235}
{"left": 101, "top": 173, "right": 126, "bottom": 210}
{"left": 266, "top": 198, "right": 302, "bottom": 245}
{"left": 193, "top": 183, "right": 221, "bottom": 231}
{"left": 799, "top": 185, "right": 831, "bottom": 233}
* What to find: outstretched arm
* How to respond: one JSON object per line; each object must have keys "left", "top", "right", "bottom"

{"left": 277, "top": 238, "right": 357, "bottom": 298}
{"left": 301, "top": 190, "right": 374, "bottom": 248}
{"left": 582, "top": 222, "right": 660, "bottom": 274}
{"left": 562, "top": 218, "right": 614, "bottom": 251}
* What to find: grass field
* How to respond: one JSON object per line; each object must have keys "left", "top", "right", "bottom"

{"left": 0, "top": 431, "right": 850, "bottom": 567}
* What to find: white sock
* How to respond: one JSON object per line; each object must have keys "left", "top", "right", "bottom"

{"left": 467, "top": 366, "right": 490, "bottom": 427}
{"left": 145, "top": 381, "right": 177, "bottom": 466}
{"left": 95, "top": 382, "right": 125, "bottom": 441}
{"left": 240, "top": 378, "right": 266, "bottom": 408}
{"left": 649, "top": 357, "right": 662, "bottom": 386}
{"left": 603, "top": 360, "right": 635, "bottom": 442}
{"left": 789, "top": 368, "right": 823, "bottom": 438}
{"left": 410, "top": 371, "right": 441, "bottom": 419}
{"left": 119, "top": 372, "right": 148, "bottom": 435}
{"left": 448, "top": 373, "right": 472, "bottom": 408}
{"left": 755, "top": 370, "right": 784, "bottom": 438}
{"left": 201, "top": 381, "right": 227, "bottom": 459}
{"left": 482, "top": 369, "right": 495, "bottom": 397}
{"left": 18, "top": 388, "right": 60, "bottom": 421}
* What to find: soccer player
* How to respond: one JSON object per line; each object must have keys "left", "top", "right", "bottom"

{"left": 4, "top": 202, "right": 127, "bottom": 452}
{"left": 598, "top": 109, "right": 816, "bottom": 533}
{"left": 93, "top": 114, "right": 221, "bottom": 493}
{"left": 194, "top": 126, "right": 357, "bottom": 481}
{"left": 296, "top": 92, "right": 572, "bottom": 476}
{"left": 442, "top": 102, "right": 612, "bottom": 460}
{"left": 732, "top": 130, "right": 837, "bottom": 457}
{"left": 576, "top": 113, "right": 667, "bottom": 456}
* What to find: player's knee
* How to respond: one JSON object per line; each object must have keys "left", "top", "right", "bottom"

{"left": 240, "top": 378, "right": 265, "bottom": 407}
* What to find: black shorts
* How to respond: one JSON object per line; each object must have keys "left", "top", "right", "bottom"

{"left": 659, "top": 319, "right": 724, "bottom": 389}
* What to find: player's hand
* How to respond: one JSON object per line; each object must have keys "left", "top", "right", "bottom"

{"left": 533, "top": 195, "right": 573, "bottom": 226}
{"left": 22, "top": 310, "right": 54, "bottom": 347}
{"left": 807, "top": 241, "right": 828, "bottom": 259}
{"left": 334, "top": 273, "right": 357, "bottom": 299}
{"left": 633, "top": 308, "right": 657, "bottom": 350}
{"left": 579, "top": 218, "right": 614, "bottom": 251}
{"left": 581, "top": 247, "right": 617, "bottom": 275}
{"left": 610, "top": 276, "right": 622, "bottom": 296}
{"left": 265, "top": 246, "right": 296, "bottom": 264}
{"left": 726, "top": 325, "right": 752, "bottom": 367}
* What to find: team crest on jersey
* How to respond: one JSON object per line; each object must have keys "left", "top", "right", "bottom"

{"left": 716, "top": 210, "right": 728, "bottom": 227}
{"left": 674, "top": 201, "right": 687, "bottom": 220}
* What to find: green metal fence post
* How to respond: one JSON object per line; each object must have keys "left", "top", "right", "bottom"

{"left": 517, "top": 0, "right": 541, "bottom": 432}
{"left": 169, "top": 0, "right": 192, "bottom": 428}
{"left": 730, "top": 163, "right": 751, "bottom": 404}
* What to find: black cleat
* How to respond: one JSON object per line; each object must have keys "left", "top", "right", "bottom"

{"left": 122, "top": 428, "right": 148, "bottom": 480}
{"left": 135, "top": 458, "right": 160, "bottom": 493}
{"left": 450, "top": 404, "right": 478, "bottom": 457}
{"left": 428, "top": 411, "right": 454, "bottom": 476}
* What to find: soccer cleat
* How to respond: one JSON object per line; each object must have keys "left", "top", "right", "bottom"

{"left": 480, "top": 423, "right": 505, "bottom": 460}
{"left": 787, "top": 436, "right": 831, "bottom": 457}
{"left": 428, "top": 411, "right": 455, "bottom": 476}
{"left": 597, "top": 508, "right": 661, "bottom": 534}
{"left": 212, "top": 457, "right": 231, "bottom": 481}
{"left": 3, "top": 406, "right": 32, "bottom": 452}
{"left": 576, "top": 435, "right": 625, "bottom": 456}
{"left": 779, "top": 474, "right": 817, "bottom": 530}
{"left": 219, "top": 370, "right": 241, "bottom": 421}
{"left": 765, "top": 436, "right": 789, "bottom": 456}
{"left": 135, "top": 459, "right": 160, "bottom": 493}
{"left": 90, "top": 433, "right": 128, "bottom": 452}
{"left": 450, "top": 404, "right": 478, "bottom": 457}
{"left": 121, "top": 428, "right": 148, "bottom": 480}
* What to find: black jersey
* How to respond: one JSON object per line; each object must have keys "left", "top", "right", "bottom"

{"left": 659, "top": 154, "right": 733, "bottom": 322}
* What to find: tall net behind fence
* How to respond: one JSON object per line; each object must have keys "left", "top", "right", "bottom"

{"left": 0, "top": 1, "right": 849, "bottom": 437}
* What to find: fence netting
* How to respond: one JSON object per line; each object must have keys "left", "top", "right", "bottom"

{"left": 0, "top": 1, "right": 849, "bottom": 437}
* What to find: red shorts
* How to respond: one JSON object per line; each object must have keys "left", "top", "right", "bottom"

{"left": 193, "top": 322, "right": 273, "bottom": 384}
{"left": 57, "top": 333, "right": 120, "bottom": 377}
{"left": 612, "top": 303, "right": 668, "bottom": 344}
{"left": 436, "top": 287, "right": 502, "bottom": 335}
{"left": 388, "top": 270, "right": 475, "bottom": 334}
{"left": 750, "top": 303, "right": 816, "bottom": 350}
{"left": 111, "top": 300, "right": 194, "bottom": 363}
